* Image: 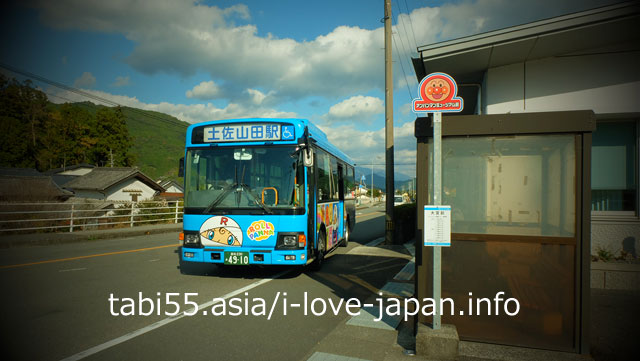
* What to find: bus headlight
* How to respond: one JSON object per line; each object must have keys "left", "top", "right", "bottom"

{"left": 184, "top": 232, "right": 201, "bottom": 248}
{"left": 283, "top": 235, "right": 297, "bottom": 247}
{"left": 276, "top": 232, "right": 306, "bottom": 250}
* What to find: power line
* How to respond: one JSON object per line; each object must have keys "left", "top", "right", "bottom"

{"left": 402, "top": 0, "right": 419, "bottom": 50}
{"left": 391, "top": 1, "right": 417, "bottom": 102}
{"left": 0, "top": 62, "right": 187, "bottom": 129}
{"left": 392, "top": 32, "right": 415, "bottom": 102}
{"left": 44, "top": 89, "right": 185, "bottom": 134}
{"left": 394, "top": 0, "right": 415, "bottom": 56}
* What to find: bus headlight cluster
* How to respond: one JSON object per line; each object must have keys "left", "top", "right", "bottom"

{"left": 276, "top": 232, "right": 306, "bottom": 250}
{"left": 184, "top": 232, "right": 201, "bottom": 247}
{"left": 283, "top": 235, "right": 297, "bottom": 247}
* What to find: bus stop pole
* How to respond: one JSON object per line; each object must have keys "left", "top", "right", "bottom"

{"left": 433, "top": 112, "right": 442, "bottom": 330}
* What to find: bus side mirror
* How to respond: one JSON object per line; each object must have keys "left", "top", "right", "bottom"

{"left": 178, "top": 157, "right": 184, "bottom": 177}
{"left": 303, "top": 148, "right": 313, "bottom": 168}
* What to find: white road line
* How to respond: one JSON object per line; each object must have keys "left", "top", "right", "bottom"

{"left": 60, "top": 269, "right": 291, "bottom": 361}
{"left": 58, "top": 268, "right": 87, "bottom": 273}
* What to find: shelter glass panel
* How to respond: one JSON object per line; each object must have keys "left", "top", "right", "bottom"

{"left": 428, "top": 134, "right": 576, "bottom": 237}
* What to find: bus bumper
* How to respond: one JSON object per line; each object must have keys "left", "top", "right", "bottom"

{"left": 181, "top": 247, "right": 309, "bottom": 266}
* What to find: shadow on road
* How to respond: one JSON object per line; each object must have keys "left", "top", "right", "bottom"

{"left": 350, "top": 214, "right": 385, "bottom": 245}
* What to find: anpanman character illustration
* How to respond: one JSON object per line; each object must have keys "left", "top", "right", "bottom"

{"left": 424, "top": 77, "right": 450, "bottom": 102}
{"left": 199, "top": 216, "right": 243, "bottom": 246}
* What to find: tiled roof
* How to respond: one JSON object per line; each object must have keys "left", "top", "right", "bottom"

{"left": 0, "top": 175, "right": 73, "bottom": 202}
{"left": 64, "top": 167, "right": 165, "bottom": 192}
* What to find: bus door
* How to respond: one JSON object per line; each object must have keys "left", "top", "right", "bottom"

{"left": 338, "top": 164, "right": 345, "bottom": 240}
{"left": 307, "top": 150, "right": 316, "bottom": 259}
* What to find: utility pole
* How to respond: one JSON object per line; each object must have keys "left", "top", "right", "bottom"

{"left": 384, "top": 0, "right": 394, "bottom": 244}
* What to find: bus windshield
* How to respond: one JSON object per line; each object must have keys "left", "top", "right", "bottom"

{"left": 184, "top": 146, "right": 304, "bottom": 213}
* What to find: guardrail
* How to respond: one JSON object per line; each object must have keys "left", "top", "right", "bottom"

{"left": 0, "top": 200, "right": 183, "bottom": 233}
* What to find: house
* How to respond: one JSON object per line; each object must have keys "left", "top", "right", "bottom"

{"left": 0, "top": 168, "right": 73, "bottom": 202}
{"left": 46, "top": 163, "right": 96, "bottom": 188}
{"left": 63, "top": 167, "right": 165, "bottom": 202}
{"left": 45, "top": 163, "right": 95, "bottom": 176}
{"left": 410, "top": 1, "right": 639, "bottom": 354}
{"left": 156, "top": 179, "right": 184, "bottom": 201}
{"left": 412, "top": 0, "right": 639, "bottom": 258}
{"left": 157, "top": 179, "right": 184, "bottom": 194}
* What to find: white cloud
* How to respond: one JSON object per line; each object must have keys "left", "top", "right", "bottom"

{"left": 324, "top": 95, "right": 384, "bottom": 124}
{"left": 30, "top": 0, "right": 608, "bottom": 101}
{"left": 111, "top": 75, "right": 130, "bottom": 87}
{"left": 317, "top": 119, "right": 417, "bottom": 179}
{"left": 245, "top": 89, "right": 275, "bottom": 105}
{"left": 29, "top": 0, "right": 384, "bottom": 99}
{"left": 46, "top": 88, "right": 297, "bottom": 124}
{"left": 73, "top": 72, "right": 96, "bottom": 88}
{"left": 186, "top": 80, "right": 221, "bottom": 100}
{"left": 328, "top": 95, "right": 384, "bottom": 119}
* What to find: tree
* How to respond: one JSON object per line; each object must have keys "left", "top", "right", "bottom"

{"left": 0, "top": 74, "right": 50, "bottom": 169}
{"left": 93, "top": 106, "right": 135, "bottom": 167}
{"left": 40, "top": 104, "right": 94, "bottom": 169}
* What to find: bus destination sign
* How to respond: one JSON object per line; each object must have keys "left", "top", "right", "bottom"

{"left": 204, "top": 124, "right": 295, "bottom": 143}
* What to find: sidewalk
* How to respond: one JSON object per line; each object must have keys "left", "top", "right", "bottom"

{"left": 305, "top": 240, "right": 637, "bottom": 361}
{"left": 0, "top": 222, "right": 181, "bottom": 248}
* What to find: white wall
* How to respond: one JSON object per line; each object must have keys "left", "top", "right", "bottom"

{"left": 485, "top": 51, "right": 640, "bottom": 115}
{"left": 73, "top": 190, "right": 104, "bottom": 199}
{"left": 105, "top": 178, "right": 158, "bottom": 202}
{"left": 483, "top": 49, "right": 640, "bottom": 256}
{"left": 164, "top": 184, "right": 182, "bottom": 193}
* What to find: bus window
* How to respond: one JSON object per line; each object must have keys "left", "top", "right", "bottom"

{"left": 331, "top": 157, "right": 339, "bottom": 199}
{"left": 345, "top": 166, "right": 356, "bottom": 199}
{"left": 317, "top": 150, "right": 331, "bottom": 201}
{"left": 338, "top": 164, "right": 345, "bottom": 200}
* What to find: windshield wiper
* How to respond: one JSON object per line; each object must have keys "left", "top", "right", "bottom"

{"left": 202, "top": 181, "right": 237, "bottom": 214}
{"left": 203, "top": 165, "right": 238, "bottom": 214}
{"left": 239, "top": 183, "right": 273, "bottom": 214}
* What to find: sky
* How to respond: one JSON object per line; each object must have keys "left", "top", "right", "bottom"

{"left": 0, "top": 0, "right": 624, "bottom": 179}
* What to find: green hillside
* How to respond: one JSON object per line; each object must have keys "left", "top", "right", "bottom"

{"left": 120, "top": 107, "right": 189, "bottom": 182}
{"left": 49, "top": 101, "right": 189, "bottom": 181}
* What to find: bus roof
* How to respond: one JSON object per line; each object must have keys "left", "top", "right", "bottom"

{"left": 186, "top": 118, "right": 355, "bottom": 166}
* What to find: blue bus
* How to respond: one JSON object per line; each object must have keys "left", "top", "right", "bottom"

{"left": 179, "top": 118, "right": 356, "bottom": 270}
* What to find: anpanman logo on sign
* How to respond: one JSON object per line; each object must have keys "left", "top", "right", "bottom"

{"left": 246, "top": 220, "right": 275, "bottom": 241}
{"left": 413, "top": 72, "right": 463, "bottom": 113}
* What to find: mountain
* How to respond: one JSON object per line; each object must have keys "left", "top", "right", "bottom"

{"left": 120, "top": 106, "right": 189, "bottom": 181}
{"left": 56, "top": 101, "right": 415, "bottom": 187}
{"left": 50, "top": 102, "right": 189, "bottom": 181}
{"left": 355, "top": 166, "right": 386, "bottom": 192}
{"left": 355, "top": 167, "right": 413, "bottom": 193}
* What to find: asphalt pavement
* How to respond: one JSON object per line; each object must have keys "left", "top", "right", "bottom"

{"left": 0, "top": 206, "right": 636, "bottom": 361}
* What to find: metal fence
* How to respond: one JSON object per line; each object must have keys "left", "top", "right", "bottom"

{"left": 0, "top": 200, "right": 183, "bottom": 233}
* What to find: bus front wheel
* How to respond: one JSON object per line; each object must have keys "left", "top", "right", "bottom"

{"left": 340, "top": 220, "right": 350, "bottom": 247}
{"left": 310, "top": 230, "right": 325, "bottom": 272}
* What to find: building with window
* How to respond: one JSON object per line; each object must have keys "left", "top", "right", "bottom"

{"left": 412, "top": 1, "right": 639, "bottom": 257}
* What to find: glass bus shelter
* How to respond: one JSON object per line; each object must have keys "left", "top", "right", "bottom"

{"left": 414, "top": 110, "right": 594, "bottom": 353}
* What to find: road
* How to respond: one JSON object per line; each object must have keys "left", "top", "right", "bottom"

{"left": 0, "top": 203, "right": 406, "bottom": 361}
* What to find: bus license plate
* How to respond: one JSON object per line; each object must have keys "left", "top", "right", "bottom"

{"left": 224, "top": 251, "right": 249, "bottom": 265}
